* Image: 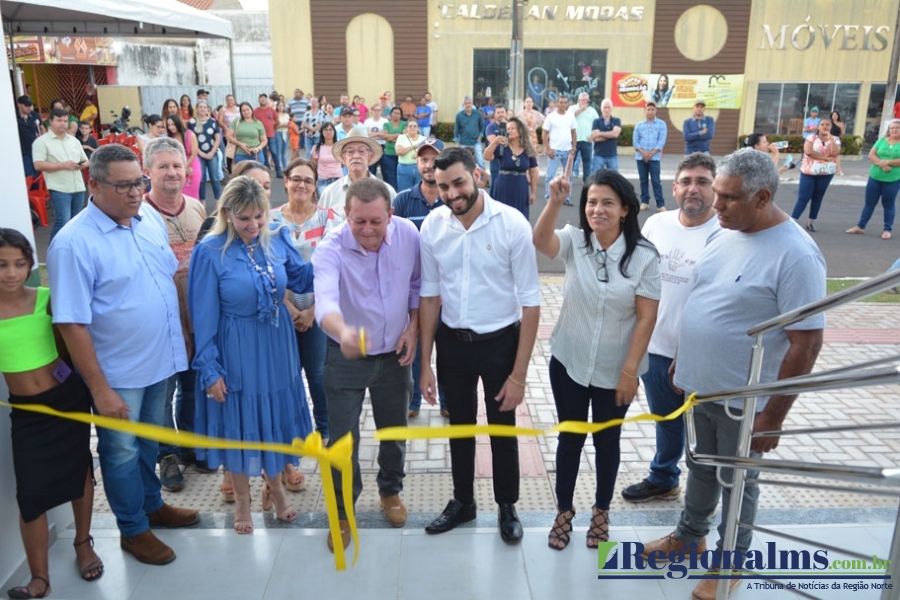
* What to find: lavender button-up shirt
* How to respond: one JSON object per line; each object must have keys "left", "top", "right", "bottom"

{"left": 312, "top": 216, "right": 421, "bottom": 354}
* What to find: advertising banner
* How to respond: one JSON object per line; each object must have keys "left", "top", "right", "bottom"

{"left": 611, "top": 72, "right": 744, "bottom": 108}
{"left": 5, "top": 35, "right": 116, "bottom": 65}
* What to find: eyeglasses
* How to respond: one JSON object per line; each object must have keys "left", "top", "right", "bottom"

{"left": 675, "top": 177, "right": 713, "bottom": 189}
{"left": 287, "top": 176, "right": 316, "bottom": 186}
{"left": 97, "top": 176, "right": 150, "bottom": 194}
{"left": 595, "top": 248, "right": 609, "bottom": 283}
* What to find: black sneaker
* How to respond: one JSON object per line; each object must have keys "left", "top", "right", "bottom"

{"left": 621, "top": 479, "right": 679, "bottom": 503}
{"left": 159, "top": 454, "right": 185, "bottom": 492}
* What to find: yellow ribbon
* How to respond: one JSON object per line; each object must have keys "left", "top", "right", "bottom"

{"left": 375, "top": 393, "right": 697, "bottom": 440}
{"left": 358, "top": 327, "right": 367, "bottom": 358}
{"left": 0, "top": 400, "right": 360, "bottom": 570}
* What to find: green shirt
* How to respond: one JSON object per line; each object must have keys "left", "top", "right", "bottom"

{"left": 231, "top": 119, "right": 266, "bottom": 156}
{"left": 869, "top": 136, "right": 900, "bottom": 183}
{"left": 383, "top": 121, "right": 406, "bottom": 156}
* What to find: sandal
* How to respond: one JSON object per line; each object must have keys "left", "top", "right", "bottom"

{"left": 586, "top": 506, "right": 610, "bottom": 549}
{"left": 262, "top": 483, "right": 297, "bottom": 523}
{"left": 233, "top": 482, "right": 254, "bottom": 535}
{"left": 548, "top": 509, "right": 576, "bottom": 551}
{"left": 283, "top": 466, "right": 305, "bottom": 492}
{"left": 73, "top": 535, "right": 104, "bottom": 581}
{"left": 220, "top": 471, "right": 236, "bottom": 503}
{"left": 6, "top": 576, "right": 50, "bottom": 599}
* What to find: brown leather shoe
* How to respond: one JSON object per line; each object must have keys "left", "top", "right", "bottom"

{"left": 120, "top": 530, "right": 175, "bottom": 565}
{"left": 326, "top": 519, "right": 351, "bottom": 553}
{"left": 381, "top": 494, "right": 407, "bottom": 527}
{"left": 640, "top": 532, "right": 707, "bottom": 561}
{"left": 691, "top": 570, "right": 740, "bottom": 600}
{"left": 147, "top": 503, "right": 200, "bottom": 528}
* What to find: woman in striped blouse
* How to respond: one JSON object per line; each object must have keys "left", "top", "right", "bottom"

{"left": 533, "top": 169, "right": 660, "bottom": 551}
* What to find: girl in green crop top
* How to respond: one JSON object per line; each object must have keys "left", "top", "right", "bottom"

{"left": 0, "top": 229, "right": 103, "bottom": 598}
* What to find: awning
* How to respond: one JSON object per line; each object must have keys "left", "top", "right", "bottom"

{"left": 1, "top": 0, "right": 233, "bottom": 40}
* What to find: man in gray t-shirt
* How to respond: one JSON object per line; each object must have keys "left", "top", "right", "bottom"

{"left": 642, "top": 148, "right": 826, "bottom": 600}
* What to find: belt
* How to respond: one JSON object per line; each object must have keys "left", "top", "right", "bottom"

{"left": 442, "top": 321, "right": 520, "bottom": 343}
{"left": 498, "top": 170, "right": 526, "bottom": 176}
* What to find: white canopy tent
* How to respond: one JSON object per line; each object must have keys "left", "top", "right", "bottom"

{"left": 0, "top": 3, "right": 231, "bottom": 588}
{"left": 1, "top": 0, "right": 233, "bottom": 39}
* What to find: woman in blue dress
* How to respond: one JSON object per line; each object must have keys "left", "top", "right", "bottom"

{"left": 188, "top": 175, "right": 314, "bottom": 534}
{"left": 484, "top": 116, "right": 539, "bottom": 220}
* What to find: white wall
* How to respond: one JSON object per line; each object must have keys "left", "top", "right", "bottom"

{"left": 0, "top": 62, "right": 76, "bottom": 590}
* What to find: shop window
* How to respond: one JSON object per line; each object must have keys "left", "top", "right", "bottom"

{"left": 472, "top": 49, "right": 607, "bottom": 112}
{"left": 752, "top": 82, "right": 859, "bottom": 135}
{"left": 865, "top": 83, "right": 900, "bottom": 142}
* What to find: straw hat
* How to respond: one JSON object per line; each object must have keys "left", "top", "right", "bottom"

{"left": 331, "top": 128, "right": 383, "bottom": 165}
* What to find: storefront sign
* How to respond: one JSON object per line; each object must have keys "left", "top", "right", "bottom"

{"left": 5, "top": 36, "right": 44, "bottom": 63}
{"left": 760, "top": 18, "right": 890, "bottom": 51}
{"left": 611, "top": 72, "right": 744, "bottom": 109}
{"left": 5, "top": 35, "right": 116, "bottom": 65}
{"left": 439, "top": 3, "right": 644, "bottom": 21}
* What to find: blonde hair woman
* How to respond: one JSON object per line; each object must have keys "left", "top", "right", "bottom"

{"left": 188, "top": 176, "right": 315, "bottom": 534}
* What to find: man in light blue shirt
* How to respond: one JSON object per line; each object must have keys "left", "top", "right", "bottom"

{"left": 633, "top": 101, "right": 668, "bottom": 211}
{"left": 48, "top": 144, "right": 199, "bottom": 567}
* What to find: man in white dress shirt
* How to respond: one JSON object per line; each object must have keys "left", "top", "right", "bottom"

{"left": 418, "top": 147, "right": 541, "bottom": 543}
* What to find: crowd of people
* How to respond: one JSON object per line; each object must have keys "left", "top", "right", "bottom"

{"left": 6, "top": 83, "right": 899, "bottom": 600}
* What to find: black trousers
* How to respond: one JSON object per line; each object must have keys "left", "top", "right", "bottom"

{"left": 436, "top": 322, "right": 519, "bottom": 505}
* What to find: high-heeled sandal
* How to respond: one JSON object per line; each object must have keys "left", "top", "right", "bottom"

{"left": 233, "top": 483, "right": 254, "bottom": 535}
{"left": 219, "top": 471, "right": 235, "bottom": 503}
{"left": 262, "top": 483, "right": 297, "bottom": 523}
{"left": 6, "top": 576, "right": 50, "bottom": 599}
{"left": 586, "top": 506, "right": 610, "bottom": 548}
{"left": 548, "top": 508, "right": 575, "bottom": 551}
{"left": 73, "top": 535, "right": 104, "bottom": 581}
{"left": 283, "top": 467, "right": 305, "bottom": 492}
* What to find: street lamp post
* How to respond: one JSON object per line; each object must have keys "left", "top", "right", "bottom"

{"left": 509, "top": 0, "right": 525, "bottom": 113}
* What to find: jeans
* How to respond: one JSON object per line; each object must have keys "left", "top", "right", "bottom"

{"left": 198, "top": 155, "right": 222, "bottom": 201}
{"left": 420, "top": 126, "right": 431, "bottom": 137}
{"left": 97, "top": 379, "right": 168, "bottom": 536}
{"left": 572, "top": 141, "right": 593, "bottom": 183}
{"left": 592, "top": 154, "right": 619, "bottom": 173}
{"left": 381, "top": 154, "right": 399, "bottom": 191}
{"left": 271, "top": 133, "right": 287, "bottom": 174}
{"left": 545, "top": 149, "right": 574, "bottom": 200}
{"left": 640, "top": 354, "right": 685, "bottom": 489}
{"left": 858, "top": 177, "right": 900, "bottom": 232}
{"left": 437, "top": 322, "right": 519, "bottom": 505}
{"left": 675, "top": 402, "right": 760, "bottom": 554}
{"left": 261, "top": 137, "right": 275, "bottom": 169}
{"left": 49, "top": 190, "right": 85, "bottom": 240}
{"left": 397, "top": 162, "right": 421, "bottom": 192}
{"left": 409, "top": 335, "right": 447, "bottom": 412}
{"left": 234, "top": 153, "right": 256, "bottom": 166}
{"left": 23, "top": 154, "right": 37, "bottom": 178}
{"left": 157, "top": 369, "right": 197, "bottom": 460}
{"left": 324, "top": 339, "right": 411, "bottom": 519}
{"left": 549, "top": 356, "right": 629, "bottom": 511}
{"left": 316, "top": 177, "right": 339, "bottom": 199}
{"left": 636, "top": 159, "right": 665, "bottom": 207}
{"left": 296, "top": 322, "right": 329, "bottom": 439}
{"left": 461, "top": 142, "right": 485, "bottom": 169}
{"left": 792, "top": 173, "right": 834, "bottom": 221}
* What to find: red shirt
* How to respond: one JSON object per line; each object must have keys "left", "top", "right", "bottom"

{"left": 253, "top": 106, "right": 277, "bottom": 137}
{"left": 894, "top": 101, "right": 900, "bottom": 120}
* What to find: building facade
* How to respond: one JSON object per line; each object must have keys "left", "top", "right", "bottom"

{"left": 270, "top": 0, "right": 899, "bottom": 155}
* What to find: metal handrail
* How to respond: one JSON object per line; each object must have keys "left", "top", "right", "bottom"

{"left": 692, "top": 364, "right": 900, "bottom": 405}
{"left": 688, "top": 453, "right": 900, "bottom": 487}
{"left": 753, "top": 421, "right": 900, "bottom": 438}
{"left": 747, "top": 269, "right": 900, "bottom": 336}
{"left": 748, "top": 477, "right": 900, "bottom": 498}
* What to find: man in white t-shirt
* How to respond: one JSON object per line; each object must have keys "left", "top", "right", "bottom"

{"left": 425, "top": 91, "right": 438, "bottom": 128}
{"left": 621, "top": 152, "right": 719, "bottom": 504}
{"left": 364, "top": 104, "right": 390, "bottom": 181}
{"left": 541, "top": 96, "right": 577, "bottom": 204}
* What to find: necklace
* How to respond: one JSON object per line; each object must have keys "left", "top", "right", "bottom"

{"left": 244, "top": 240, "right": 279, "bottom": 327}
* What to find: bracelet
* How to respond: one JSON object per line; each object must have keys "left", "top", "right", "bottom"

{"left": 507, "top": 375, "right": 527, "bottom": 388}
{"left": 621, "top": 369, "right": 638, "bottom": 379}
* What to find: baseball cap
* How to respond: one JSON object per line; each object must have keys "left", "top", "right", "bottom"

{"left": 694, "top": 100, "right": 706, "bottom": 106}
{"left": 17, "top": 95, "right": 33, "bottom": 106}
{"left": 810, "top": 106, "right": 819, "bottom": 112}
{"left": 417, "top": 137, "right": 445, "bottom": 157}
{"left": 197, "top": 88, "right": 210, "bottom": 96}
